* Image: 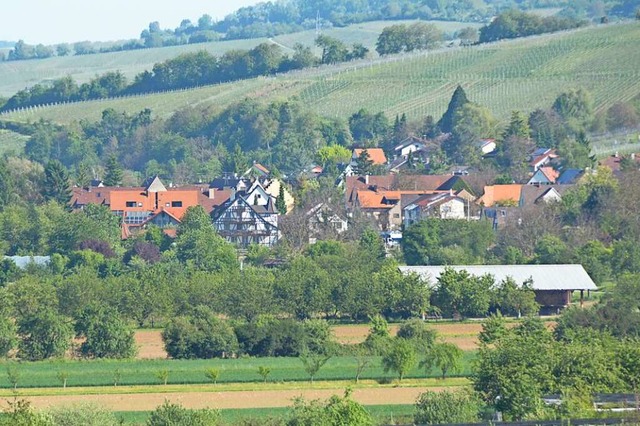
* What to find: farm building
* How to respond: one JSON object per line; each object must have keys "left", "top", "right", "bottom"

{"left": 398, "top": 264, "right": 597, "bottom": 312}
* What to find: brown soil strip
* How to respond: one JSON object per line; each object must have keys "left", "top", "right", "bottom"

{"left": 19, "top": 386, "right": 446, "bottom": 411}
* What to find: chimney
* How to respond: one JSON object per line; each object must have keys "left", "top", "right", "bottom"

{"left": 365, "top": 175, "right": 369, "bottom": 185}
{"left": 230, "top": 188, "right": 236, "bottom": 202}
{"left": 449, "top": 189, "right": 453, "bottom": 196}
{"left": 208, "top": 188, "right": 215, "bottom": 199}
{"left": 632, "top": 153, "right": 636, "bottom": 160}
{"left": 615, "top": 151, "right": 619, "bottom": 158}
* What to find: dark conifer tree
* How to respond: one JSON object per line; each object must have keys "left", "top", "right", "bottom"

{"left": 103, "top": 155, "right": 124, "bottom": 187}
{"left": 43, "top": 160, "right": 72, "bottom": 205}
{"left": 438, "top": 85, "right": 470, "bottom": 133}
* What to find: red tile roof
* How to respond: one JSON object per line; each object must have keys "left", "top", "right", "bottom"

{"left": 478, "top": 184, "right": 523, "bottom": 207}
{"left": 353, "top": 148, "right": 387, "bottom": 165}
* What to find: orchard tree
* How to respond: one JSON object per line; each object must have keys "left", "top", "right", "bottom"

{"left": 75, "top": 305, "right": 137, "bottom": 359}
{"left": 18, "top": 309, "right": 74, "bottom": 361}
{"left": 382, "top": 338, "right": 417, "bottom": 381}
{"left": 162, "top": 306, "right": 238, "bottom": 359}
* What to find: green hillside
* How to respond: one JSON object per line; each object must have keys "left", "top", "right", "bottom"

{"left": 0, "top": 129, "right": 29, "bottom": 154}
{"left": 0, "top": 20, "right": 476, "bottom": 98}
{"left": 3, "top": 22, "right": 639, "bottom": 126}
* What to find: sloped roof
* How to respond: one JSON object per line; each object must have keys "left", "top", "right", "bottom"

{"left": 478, "top": 184, "right": 523, "bottom": 207}
{"left": 398, "top": 265, "right": 597, "bottom": 291}
{"left": 540, "top": 167, "right": 560, "bottom": 183}
{"left": 4, "top": 256, "right": 50, "bottom": 269}
{"left": 353, "top": 148, "right": 387, "bottom": 165}
{"left": 520, "top": 185, "right": 573, "bottom": 207}
{"left": 143, "top": 176, "right": 167, "bottom": 192}
{"left": 557, "top": 169, "right": 584, "bottom": 184}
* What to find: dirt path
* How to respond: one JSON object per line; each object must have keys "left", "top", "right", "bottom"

{"left": 20, "top": 386, "right": 445, "bottom": 411}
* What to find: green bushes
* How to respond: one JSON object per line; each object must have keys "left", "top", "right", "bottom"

{"left": 162, "top": 307, "right": 238, "bottom": 359}
{"left": 415, "top": 390, "right": 481, "bottom": 424}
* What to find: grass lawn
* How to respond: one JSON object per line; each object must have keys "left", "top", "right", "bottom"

{"left": 0, "top": 353, "right": 475, "bottom": 390}
{"left": 0, "top": 129, "right": 28, "bottom": 155}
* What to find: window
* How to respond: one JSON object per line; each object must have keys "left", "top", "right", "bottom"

{"left": 126, "top": 201, "right": 136, "bottom": 207}
{"left": 393, "top": 213, "right": 400, "bottom": 218}
{"left": 171, "top": 201, "right": 183, "bottom": 207}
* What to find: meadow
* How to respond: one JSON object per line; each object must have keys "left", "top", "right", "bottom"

{"left": 0, "top": 20, "right": 475, "bottom": 98}
{"left": 3, "top": 22, "right": 638, "bottom": 127}
{"left": 0, "top": 129, "right": 28, "bottom": 154}
{"left": 0, "top": 353, "right": 476, "bottom": 389}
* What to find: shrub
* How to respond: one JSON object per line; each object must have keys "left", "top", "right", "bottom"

{"left": 415, "top": 390, "right": 481, "bottom": 424}
{"left": 162, "top": 306, "right": 238, "bottom": 359}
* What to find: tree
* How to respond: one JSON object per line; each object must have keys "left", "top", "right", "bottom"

{"left": 47, "top": 403, "right": 120, "bottom": 426}
{"left": 0, "top": 316, "right": 17, "bottom": 357}
{"left": 175, "top": 222, "right": 238, "bottom": 272}
{"left": 147, "top": 401, "right": 220, "bottom": 426}
{"left": 397, "top": 318, "right": 436, "bottom": 352}
{"left": 162, "top": 306, "right": 238, "bottom": 359}
{"left": 276, "top": 184, "right": 287, "bottom": 215}
{"left": 18, "top": 309, "right": 73, "bottom": 361}
{"left": 75, "top": 305, "right": 137, "bottom": 359}
{"left": 204, "top": 368, "right": 220, "bottom": 384}
{"left": 415, "top": 390, "right": 480, "bottom": 424}
{"left": 382, "top": 338, "right": 417, "bottom": 381}
{"left": 552, "top": 88, "right": 594, "bottom": 132}
{"left": 503, "top": 110, "right": 531, "bottom": 140}
{"left": 156, "top": 369, "right": 169, "bottom": 385}
{"left": 103, "top": 154, "right": 123, "bottom": 186}
{"left": 257, "top": 366, "right": 271, "bottom": 383}
{"left": 447, "top": 103, "right": 497, "bottom": 165}
{"left": 300, "top": 352, "right": 332, "bottom": 383}
{"left": 287, "top": 389, "right": 373, "bottom": 426}
{"left": 43, "top": 160, "right": 72, "bottom": 205}
{"left": 472, "top": 318, "right": 555, "bottom": 420}
{"left": 478, "top": 312, "right": 508, "bottom": 345}
{"left": 438, "top": 85, "right": 470, "bottom": 134}
{"left": 494, "top": 278, "right": 539, "bottom": 317}
{"left": 431, "top": 342, "right": 463, "bottom": 379}
{"left": 6, "top": 364, "right": 20, "bottom": 390}
{"left": 354, "top": 149, "right": 374, "bottom": 176}
{"left": 316, "top": 35, "right": 348, "bottom": 64}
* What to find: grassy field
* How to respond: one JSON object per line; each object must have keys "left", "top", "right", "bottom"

{"left": 0, "top": 20, "right": 476, "bottom": 98}
{"left": 0, "top": 353, "right": 475, "bottom": 389}
{"left": 3, "top": 22, "right": 638, "bottom": 126}
{"left": 0, "top": 129, "right": 28, "bottom": 154}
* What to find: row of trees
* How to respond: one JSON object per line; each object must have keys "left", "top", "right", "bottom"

{"left": 375, "top": 22, "right": 444, "bottom": 55}
{"left": 479, "top": 9, "right": 586, "bottom": 43}
{"left": 1, "top": 35, "right": 367, "bottom": 112}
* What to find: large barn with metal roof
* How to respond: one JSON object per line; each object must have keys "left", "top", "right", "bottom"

{"left": 398, "top": 264, "right": 597, "bottom": 312}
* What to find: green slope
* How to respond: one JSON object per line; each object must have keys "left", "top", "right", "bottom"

{"left": 0, "top": 20, "right": 476, "bottom": 98}
{"left": 3, "top": 22, "right": 639, "bottom": 126}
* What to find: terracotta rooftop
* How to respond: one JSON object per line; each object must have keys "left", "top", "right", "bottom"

{"left": 478, "top": 184, "right": 523, "bottom": 207}
{"left": 353, "top": 148, "right": 387, "bottom": 165}
{"left": 540, "top": 166, "right": 560, "bottom": 183}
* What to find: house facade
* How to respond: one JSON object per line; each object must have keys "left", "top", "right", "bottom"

{"left": 403, "top": 193, "right": 467, "bottom": 228}
{"left": 211, "top": 181, "right": 281, "bottom": 248}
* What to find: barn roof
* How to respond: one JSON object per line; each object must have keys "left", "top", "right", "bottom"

{"left": 398, "top": 264, "right": 597, "bottom": 291}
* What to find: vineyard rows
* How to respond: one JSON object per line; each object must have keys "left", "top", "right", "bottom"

{"left": 2, "top": 22, "right": 638, "bottom": 126}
